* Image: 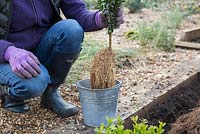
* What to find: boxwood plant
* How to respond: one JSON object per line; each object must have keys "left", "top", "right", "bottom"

{"left": 95, "top": 116, "right": 166, "bottom": 134}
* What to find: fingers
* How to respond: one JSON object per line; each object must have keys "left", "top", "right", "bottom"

{"left": 17, "top": 64, "right": 33, "bottom": 79}
{"left": 11, "top": 56, "right": 41, "bottom": 79}
{"left": 21, "top": 59, "right": 39, "bottom": 77}
{"left": 26, "top": 56, "right": 41, "bottom": 74}
{"left": 28, "top": 52, "right": 40, "bottom": 65}
{"left": 12, "top": 64, "right": 32, "bottom": 79}
{"left": 19, "top": 55, "right": 41, "bottom": 78}
{"left": 12, "top": 66, "right": 25, "bottom": 79}
{"left": 116, "top": 9, "right": 124, "bottom": 27}
{"left": 117, "top": 8, "right": 123, "bottom": 17}
{"left": 116, "top": 16, "right": 124, "bottom": 22}
{"left": 116, "top": 16, "right": 124, "bottom": 25}
{"left": 8, "top": 48, "right": 42, "bottom": 79}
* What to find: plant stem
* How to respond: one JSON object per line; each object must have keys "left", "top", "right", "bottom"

{"left": 109, "top": 33, "right": 112, "bottom": 50}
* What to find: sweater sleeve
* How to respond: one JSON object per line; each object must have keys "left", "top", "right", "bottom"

{"left": 60, "top": 0, "right": 102, "bottom": 32}
{"left": 0, "top": 40, "right": 13, "bottom": 63}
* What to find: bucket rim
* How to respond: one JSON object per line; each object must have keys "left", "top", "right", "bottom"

{"left": 76, "top": 79, "right": 122, "bottom": 91}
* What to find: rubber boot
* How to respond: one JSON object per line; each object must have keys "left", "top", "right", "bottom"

{"left": 41, "top": 53, "right": 80, "bottom": 117}
{"left": 41, "top": 85, "right": 78, "bottom": 117}
{"left": 0, "top": 84, "right": 29, "bottom": 113}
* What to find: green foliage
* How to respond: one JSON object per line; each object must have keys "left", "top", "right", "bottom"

{"left": 126, "top": 23, "right": 158, "bottom": 46}
{"left": 125, "top": 6, "right": 184, "bottom": 51}
{"left": 125, "top": 0, "right": 142, "bottom": 13}
{"left": 95, "top": 117, "right": 132, "bottom": 134}
{"left": 181, "top": 2, "right": 200, "bottom": 15}
{"left": 131, "top": 116, "right": 166, "bottom": 134}
{"left": 94, "top": 116, "right": 166, "bottom": 134}
{"left": 153, "top": 25, "right": 175, "bottom": 51}
{"left": 161, "top": 7, "right": 184, "bottom": 29}
{"left": 97, "top": 0, "right": 124, "bottom": 34}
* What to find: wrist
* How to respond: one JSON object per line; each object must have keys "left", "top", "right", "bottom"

{"left": 4, "top": 46, "right": 17, "bottom": 61}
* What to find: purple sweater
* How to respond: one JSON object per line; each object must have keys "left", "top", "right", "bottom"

{"left": 0, "top": 0, "right": 101, "bottom": 63}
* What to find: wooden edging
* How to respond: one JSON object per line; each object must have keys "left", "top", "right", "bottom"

{"left": 180, "top": 26, "right": 200, "bottom": 42}
{"left": 175, "top": 41, "right": 200, "bottom": 50}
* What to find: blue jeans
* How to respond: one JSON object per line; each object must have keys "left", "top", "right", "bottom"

{"left": 0, "top": 19, "right": 84, "bottom": 100}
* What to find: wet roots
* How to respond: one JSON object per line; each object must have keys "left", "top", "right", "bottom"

{"left": 90, "top": 47, "right": 115, "bottom": 89}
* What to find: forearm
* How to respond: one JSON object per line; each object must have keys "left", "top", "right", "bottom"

{"left": 61, "top": 0, "right": 102, "bottom": 32}
{"left": 0, "top": 40, "right": 13, "bottom": 63}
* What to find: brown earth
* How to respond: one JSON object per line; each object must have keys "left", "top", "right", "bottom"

{"left": 170, "top": 108, "right": 200, "bottom": 134}
{"left": 1, "top": 8, "right": 200, "bottom": 134}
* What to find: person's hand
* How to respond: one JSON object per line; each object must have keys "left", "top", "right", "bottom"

{"left": 4, "top": 46, "right": 41, "bottom": 79}
{"left": 96, "top": 8, "right": 124, "bottom": 29}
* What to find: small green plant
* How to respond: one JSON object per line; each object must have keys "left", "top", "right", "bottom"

{"left": 97, "top": 0, "right": 124, "bottom": 34}
{"left": 125, "top": 0, "right": 142, "bottom": 13}
{"left": 134, "top": 23, "right": 158, "bottom": 46}
{"left": 161, "top": 7, "right": 184, "bottom": 29}
{"left": 124, "top": 22, "right": 160, "bottom": 46}
{"left": 95, "top": 117, "right": 132, "bottom": 134}
{"left": 153, "top": 25, "right": 176, "bottom": 51}
{"left": 90, "top": 0, "right": 124, "bottom": 89}
{"left": 125, "top": 6, "right": 184, "bottom": 51}
{"left": 131, "top": 116, "right": 166, "bottom": 134}
{"left": 97, "top": 0, "right": 124, "bottom": 49}
{"left": 94, "top": 116, "right": 166, "bottom": 134}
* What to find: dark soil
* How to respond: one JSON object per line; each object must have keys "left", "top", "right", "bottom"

{"left": 170, "top": 107, "right": 200, "bottom": 134}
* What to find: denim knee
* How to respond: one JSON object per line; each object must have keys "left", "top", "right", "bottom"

{"left": 54, "top": 19, "right": 84, "bottom": 54}
{"left": 9, "top": 65, "right": 50, "bottom": 100}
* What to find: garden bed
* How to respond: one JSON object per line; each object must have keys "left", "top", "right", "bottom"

{"left": 123, "top": 72, "right": 200, "bottom": 133}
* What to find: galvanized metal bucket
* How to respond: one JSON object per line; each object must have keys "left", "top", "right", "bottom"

{"left": 76, "top": 79, "right": 121, "bottom": 127}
